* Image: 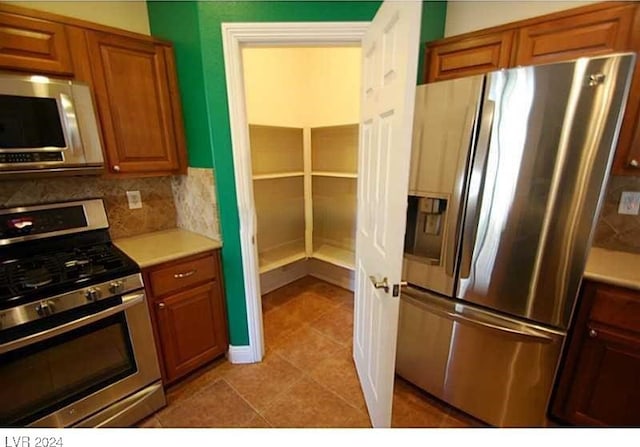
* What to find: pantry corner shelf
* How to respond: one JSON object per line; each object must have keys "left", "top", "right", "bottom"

{"left": 312, "top": 244, "right": 355, "bottom": 271}
{"left": 253, "top": 171, "right": 305, "bottom": 180}
{"left": 312, "top": 171, "right": 357, "bottom": 179}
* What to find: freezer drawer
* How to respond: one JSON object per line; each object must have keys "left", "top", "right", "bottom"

{"left": 396, "top": 287, "right": 565, "bottom": 427}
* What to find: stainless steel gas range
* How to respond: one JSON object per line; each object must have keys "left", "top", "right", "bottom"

{"left": 0, "top": 199, "right": 165, "bottom": 427}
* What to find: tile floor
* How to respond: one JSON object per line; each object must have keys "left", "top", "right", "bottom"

{"left": 138, "top": 276, "right": 484, "bottom": 428}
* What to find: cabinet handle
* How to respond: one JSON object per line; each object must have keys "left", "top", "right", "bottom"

{"left": 589, "top": 328, "right": 598, "bottom": 338}
{"left": 113, "top": 165, "right": 121, "bottom": 172}
{"left": 158, "top": 302, "right": 166, "bottom": 309}
{"left": 174, "top": 269, "right": 197, "bottom": 279}
{"left": 630, "top": 159, "right": 639, "bottom": 168}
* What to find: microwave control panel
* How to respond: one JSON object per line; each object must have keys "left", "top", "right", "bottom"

{"left": 0, "top": 152, "right": 63, "bottom": 164}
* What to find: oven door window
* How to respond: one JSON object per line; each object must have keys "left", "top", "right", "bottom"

{"left": 0, "top": 312, "right": 136, "bottom": 427}
{"left": 0, "top": 95, "right": 66, "bottom": 149}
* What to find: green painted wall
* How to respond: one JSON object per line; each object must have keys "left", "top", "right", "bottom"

{"left": 148, "top": 1, "right": 447, "bottom": 347}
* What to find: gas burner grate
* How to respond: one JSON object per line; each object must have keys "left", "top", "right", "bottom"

{"left": 5, "top": 257, "right": 62, "bottom": 293}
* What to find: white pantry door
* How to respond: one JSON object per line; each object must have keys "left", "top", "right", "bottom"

{"left": 354, "top": 0, "right": 422, "bottom": 428}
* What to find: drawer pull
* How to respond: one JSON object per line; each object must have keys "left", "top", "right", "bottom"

{"left": 174, "top": 269, "right": 197, "bottom": 279}
{"left": 158, "top": 302, "right": 166, "bottom": 309}
{"left": 589, "top": 328, "right": 598, "bottom": 338}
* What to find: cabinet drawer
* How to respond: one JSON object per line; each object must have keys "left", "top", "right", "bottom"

{"left": 590, "top": 285, "right": 640, "bottom": 334}
{"left": 148, "top": 254, "right": 217, "bottom": 297}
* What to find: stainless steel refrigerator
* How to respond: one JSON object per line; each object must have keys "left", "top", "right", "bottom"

{"left": 396, "top": 53, "right": 635, "bottom": 427}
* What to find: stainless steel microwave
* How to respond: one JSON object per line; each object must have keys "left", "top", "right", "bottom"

{"left": 0, "top": 72, "right": 104, "bottom": 177}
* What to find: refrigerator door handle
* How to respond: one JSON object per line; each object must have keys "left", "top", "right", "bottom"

{"left": 403, "top": 287, "right": 562, "bottom": 344}
{"left": 444, "top": 104, "right": 481, "bottom": 277}
{"left": 459, "top": 99, "right": 495, "bottom": 279}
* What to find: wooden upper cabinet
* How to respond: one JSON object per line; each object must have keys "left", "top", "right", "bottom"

{"left": 86, "top": 31, "right": 187, "bottom": 176}
{"left": 513, "top": 4, "right": 636, "bottom": 66}
{"left": 423, "top": 2, "right": 640, "bottom": 175}
{"left": 0, "top": 11, "right": 73, "bottom": 75}
{"left": 425, "top": 30, "right": 514, "bottom": 82}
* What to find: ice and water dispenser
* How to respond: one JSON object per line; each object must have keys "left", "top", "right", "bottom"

{"left": 404, "top": 196, "right": 448, "bottom": 265}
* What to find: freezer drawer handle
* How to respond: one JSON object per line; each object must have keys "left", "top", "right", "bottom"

{"left": 443, "top": 310, "right": 555, "bottom": 343}
{"left": 369, "top": 276, "right": 389, "bottom": 294}
{"left": 402, "top": 289, "right": 559, "bottom": 344}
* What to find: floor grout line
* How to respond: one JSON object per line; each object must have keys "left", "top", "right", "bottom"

{"left": 148, "top": 276, "right": 477, "bottom": 429}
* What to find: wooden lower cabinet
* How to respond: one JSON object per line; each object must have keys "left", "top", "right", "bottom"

{"left": 144, "top": 250, "right": 229, "bottom": 385}
{"left": 551, "top": 281, "right": 640, "bottom": 426}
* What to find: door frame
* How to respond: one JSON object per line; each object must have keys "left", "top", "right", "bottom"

{"left": 221, "top": 22, "right": 368, "bottom": 363}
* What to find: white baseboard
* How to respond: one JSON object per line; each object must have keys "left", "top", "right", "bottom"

{"left": 227, "top": 345, "right": 257, "bottom": 364}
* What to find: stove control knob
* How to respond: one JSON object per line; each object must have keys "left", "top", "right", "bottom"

{"left": 36, "top": 301, "right": 54, "bottom": 317}
{"left": 85, "top": 287, "right": 101, "bottom": 302}
{"left": 109, "top": 280, "right": 124, "bottom": 295}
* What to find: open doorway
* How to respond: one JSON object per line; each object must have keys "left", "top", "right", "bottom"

{"left": 242, "top": 45, "right": 360, "bottom": 352}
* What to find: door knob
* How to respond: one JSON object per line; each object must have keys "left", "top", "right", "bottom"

{"left": 369, "top": 276, "right": 389, "bottom": 293}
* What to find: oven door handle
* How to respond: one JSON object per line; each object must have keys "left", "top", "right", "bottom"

{"left": 0, "top": 292, "right": 145, "bottom": 355}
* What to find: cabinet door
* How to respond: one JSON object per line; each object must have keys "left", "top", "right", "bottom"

{"left": 514, "top": 4, "right": 635, "bottom": 66}
{"left": 424, "top": 30, "right": 514, "bottom": 82}
{"left": 612, "top": 5, "right": 640, "bottom": 175}
{"left": 86, "top": 31, "right": 184, "bottom": 175}
{"left": 155, "top": 281, "right": 228, "bottom": 384}
{"left": 0, "top": 11, "right": 73, "bottom": 75}
{"left": 561, "top": 325, "right": 640, "bottom": 426}
{"left": 552, "top": 281, "right": 640, "bottom": 426}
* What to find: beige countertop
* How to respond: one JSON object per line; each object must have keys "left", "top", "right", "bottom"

{"left": 584, "top": 247, "right": 640, "bottom": 291}
{"left": 114, "top": 229, "right": 222, "bottom": 268}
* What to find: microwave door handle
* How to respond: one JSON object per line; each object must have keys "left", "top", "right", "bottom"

{"left": 444, "top": 104, "right": 480, "bottom": 277}
{"left": 0, "top": 292, "right": 144, "bottom": 355}
{"left": 459, "top": 99, "right": 495, "bottom": 279}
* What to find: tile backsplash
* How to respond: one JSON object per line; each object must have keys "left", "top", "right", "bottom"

{"left": 593, "top": 175, "right": 640, "bottom": 254}
{"left": 0, "top": 171, "right": 634, "bottom": 253}
{"left": 0, "top": 176, "right": 177, "bottom": 240}
{"left": 171, "top": 167, "right": 221, "bottom": 241}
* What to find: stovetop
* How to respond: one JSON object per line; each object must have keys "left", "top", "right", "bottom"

{"left": 0, "top": 230, "right": 139, "bottom": 310}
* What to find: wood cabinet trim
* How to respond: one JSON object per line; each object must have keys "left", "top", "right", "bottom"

{"left": 163, "top": 45, "right": 189, "bottom": 175}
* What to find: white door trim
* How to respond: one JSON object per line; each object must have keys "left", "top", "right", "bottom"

{"left": 221, "top": 21, "right": 368, "bottom": 363}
